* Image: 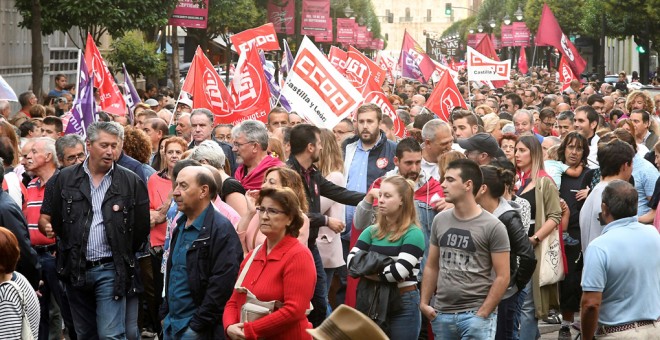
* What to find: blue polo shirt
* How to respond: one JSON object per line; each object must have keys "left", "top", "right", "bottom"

{"left": 164, "top": 204, "right": 210, "bottom": 335}
{"left": 581, "top": 216, "right": 660, "bottom": 325}
{"left": 632, "top": 154, "right": 659, "bottom": 216}
{"left": 344, "top": 137, "right": 379, "bottom": 235}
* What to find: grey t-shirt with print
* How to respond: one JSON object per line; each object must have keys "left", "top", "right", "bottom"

{"left": 430, "top": 208, "right": 510, "bottom": 313}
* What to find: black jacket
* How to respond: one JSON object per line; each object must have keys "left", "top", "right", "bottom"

{"left": 50, "top": 162, "right": 150, "bottom": 296}
{"left": 287, "top": 156, "right": 365, "bottom": 248}
{"left": 160, "top": 203, "right": 243, "bottom": 339}
{"left": 348, "top": 251, "right": 401, "bottom": 332}
{"left": 0, "top": 191, "right": 41, "bottom": 288}
{"left": 498, "top": 210, "right": 536, "bottom": 291}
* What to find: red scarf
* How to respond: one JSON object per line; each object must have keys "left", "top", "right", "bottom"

{"left": 234, "top": 155, "right": 283, "bottom": 190}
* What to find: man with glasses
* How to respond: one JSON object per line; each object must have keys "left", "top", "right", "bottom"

{"left": 332, "top": 118, "right": 355, "bottom": 144}
{"left": 587, "top": 94, "right": 606, "bottom": 116}
{"left": 501, "top": 93, "right": 523, "bottom": 121}
{"left": 232, "top": 120, "right": 283, "bottom": 190}
{"left": 472, "top": 93, "right": 486, "bottom": 108}
{"left": 266, "top": 107, "right": 289, "bottom": 133}
{"left": 537, "top": 108, "right": 558, "bottom": 137}
{"left": 556, "top": 111, "right": 576, "bottom": 140}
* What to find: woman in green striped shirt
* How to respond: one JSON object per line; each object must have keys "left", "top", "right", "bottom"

{"left": 348, "top": 175, "right": 425, "bottom": 339}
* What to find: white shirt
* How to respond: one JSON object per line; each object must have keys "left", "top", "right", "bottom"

{"left": 421, "top": 157, "right": 440, "bottom": 181}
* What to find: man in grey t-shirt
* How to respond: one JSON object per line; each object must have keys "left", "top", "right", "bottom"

{"left": 420, "top": 159, "right": 510, "bottom": 339}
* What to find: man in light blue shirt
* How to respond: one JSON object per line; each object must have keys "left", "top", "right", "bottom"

{"left": 581, "top": 180, "right": 660, "bottom": 339}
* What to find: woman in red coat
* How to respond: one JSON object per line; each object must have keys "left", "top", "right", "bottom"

{"left": 224, "top": 187, "right": 316, "bottom": 340}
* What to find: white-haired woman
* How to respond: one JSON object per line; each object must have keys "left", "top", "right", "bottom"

{"left": 189, "top": 140, "right": 248, "bottom": 216}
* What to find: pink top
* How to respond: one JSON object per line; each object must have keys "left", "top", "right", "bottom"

{"left": 238, "top": 214, "right": 310, "bottom": 256}
{"left": 316, "top": 171, "right": 346, "bottom": 269}
{"left": 213, "top": 197, "right": 241, "bottom": 227}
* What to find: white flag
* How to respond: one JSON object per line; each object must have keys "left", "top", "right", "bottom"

{"left": 466, "top": 47, "right": 511, "bottom": 81}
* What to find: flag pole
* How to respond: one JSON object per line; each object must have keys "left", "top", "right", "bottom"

{"left": 74, "top": 50, "right": 82, "bottom": 101}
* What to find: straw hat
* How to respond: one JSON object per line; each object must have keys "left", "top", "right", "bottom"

{"left": 307, "top": 304, "right": 389, "bottom": 340}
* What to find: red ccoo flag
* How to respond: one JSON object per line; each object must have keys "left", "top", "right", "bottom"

{"left": 425, "top": 70, "right": 467, "bottom": 122}
{"left": 229, "top": 44, "right": 272, "bottom": 125}
{"left": 181, "top": 47, "right": 234, "bottom": 124}
{"left": 85, "top": 33, "right": 126, "bottom": 116}
{"left": 535, "top": 4, "right": 586, "bottom": 76}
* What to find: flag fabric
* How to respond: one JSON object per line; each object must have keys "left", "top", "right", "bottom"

{"left": 65, "top": 54, "right": 95, "bottom": 137}
{"left": 399, "top": 31, "right": 436, "bottom": 82}
{"left": 518, "top": 48, "right": 529, "bottom": 75}
{"left": 376, "top": 51, "right": 395, "bottom": 84}
{"left": 474, "top": 35, "right": 508, "bottom": 88}
{"left": 85, "top": 33, "right": 126, "bottom": 116}
{"left": 280, "top": 39, "right": 294, "bottom": 76}
{"left": 122, "top": 63, "right": 141, "bottom": 123}
{"left": 363, "top": 91, "right": 406, "bottom": 138}
{"left": 328, "top": 46, "right": 348, "bottom": 75}
{"left": 259, "top": 50, "right": 291, "bottom": 112}
{"left": 281, "top": 36, "right": 362, "bottom": 129}
{"left": 558, "top": 56, "right": 576, "bottom": 92}
{"left": 345, "top": 46, "right": 386, "bottom": 96}
{"left": 181, "top": 46, "right": 234, "bottom": 124}
{"left": 230, "top": 23, "right": 281, "bottom": 54}
{"left": 230, "top": 44, "right": 272, "bottom": 124}
{"left": 466, "top": 47, "right": 511, "bottom": 82}
{"left": 431, "top": 60, "right": 459, "bottom": 83}
{"left": 425, "top": 70, "right": 467, "bottom": 122}
{"left": 0, "top": 75, "right": 17, "bottom": 101}
{"left": 535, "top": 4, "right": 587, "bottom": 76}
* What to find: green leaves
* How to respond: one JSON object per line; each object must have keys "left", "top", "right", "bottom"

{"left": 107, "top": 31, "right": 167, "bottom": 79}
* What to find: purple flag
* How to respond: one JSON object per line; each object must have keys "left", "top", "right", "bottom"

{"left": 122, "top": 63, "right": 141, "bottom": 123}
{"left": 259, "top": 51, "right": 291, "bottom": 112}
{"left": 280, "top": 39, "right": 294, "bottom": 76}
{"left": 65, "top": 54, "right": 95, "bottom": 137}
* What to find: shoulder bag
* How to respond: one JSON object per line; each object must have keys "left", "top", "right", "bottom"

{"left": 2, "top": 279, "right": 35, "bottom": 340}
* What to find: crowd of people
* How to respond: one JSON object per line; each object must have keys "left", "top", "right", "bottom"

{"left": 0, "top": 66, "right": 659, "bottom": 340}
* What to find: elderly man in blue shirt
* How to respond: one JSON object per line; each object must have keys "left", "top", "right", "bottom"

{"left": 581, "top": 180, "right": 660, "bottom": 339}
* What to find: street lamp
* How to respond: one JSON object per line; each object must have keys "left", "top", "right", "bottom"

{"left": 489, "top": 17, "right": 496, "bottom": 28}
{"left": 477, "top": 23, "right": 484, "bottom": 32}
{"left": 469, "top": 28, "right": 474, "bottom": 34}
{"left": 344, "top": 4, "right": 354, "bottom": 18}
{"left": 503, "top": 14, "right": 511, "bottom": 25}
{"left": 358, "top": 16, "right": 365, "bottom": 26}
{"left": 515, "top": 5, "right": 524, "bottom": 21}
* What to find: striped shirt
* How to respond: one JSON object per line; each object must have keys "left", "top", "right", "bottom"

{"left": 0, "top": 272, "right": 40, "bottom": 339}
{"left": 24, "top": 177, "right": 56, "bottom": 246}
{"left": 348, "top": 225, "right": 425, "bottom": 288}
{"left": 83, "top": 160, "right": 114, "bottom": 261}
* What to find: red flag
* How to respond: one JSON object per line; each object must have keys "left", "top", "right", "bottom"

{"left": 558, "top": 56, "right": 576, "bottom": 92}
{"left": 328, "top": 46, "right": 347, "bottom": 74}
{"left": 425, "top": 70, "right": 467, "bottom": 122}
{"left": 518, "top": 48, "right": 529, "bottom": 74}
{"left": 535, "top": 4, "right": 586, "bottom": 76}
{"left": 230, "top": 45, "right": 272, "bottom": 124}
{"left": 376, "top": 52, "right": 395, "bottom": 84}
{"left": 363, "top": 91, "right": 406, "bottom": 138}
{"left": 181, "top": 47, "right": 234, "bottom": 124}
{"left": 399, "top": 31, "right": 436, "bottom": 82}
{"left": 345, "top": 46, "right": 386, "bottom": 96}
{"left": 230, "top": 23, "right": 281, "bottom": 55}
{"left": 85, "top": 34, "right": 126, "bottom": 116}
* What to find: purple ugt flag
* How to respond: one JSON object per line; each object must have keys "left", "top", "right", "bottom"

{"left": 65, "top": 55, "right": 95, "bottom": 137}
{"left": 259, "top": 50, "right": 292, "bottom": 112}
{"left": 280, "top": 39, "right": 294, "bottom": 76}
{"left": 122, "top": 63, "right": 141, "bottom": 124}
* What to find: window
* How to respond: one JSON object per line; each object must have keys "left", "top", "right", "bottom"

{"left": 427, "top": 9, "right": 432, "bottom": 22}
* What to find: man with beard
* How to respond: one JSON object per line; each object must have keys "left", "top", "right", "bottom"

{"left": 286, "top": 123, "right": 364, "bottom": 327}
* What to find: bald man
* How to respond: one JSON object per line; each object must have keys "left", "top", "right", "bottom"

{"left": 412, "top": 94, "right": 427, "bottom": 107}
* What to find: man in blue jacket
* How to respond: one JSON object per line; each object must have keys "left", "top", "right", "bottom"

{"left": 161, "top": 166, "right": 242, "bottom": 339}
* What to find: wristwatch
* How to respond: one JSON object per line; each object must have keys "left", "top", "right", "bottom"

{"left": 532, "top": 235, "right": 540, "bottom": 243}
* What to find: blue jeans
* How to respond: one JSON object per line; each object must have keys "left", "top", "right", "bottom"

{"left": 495, "top": 289, "right": 525, "bottom": 340}
{"left": 389, "top": 289, "right": 421, "bottom": 339}
{"left": 308, "top": 245, "right": 328, "bottom": 327}
{"left": 431, "top": 310, "right": 498, "bottom": 340}
{"left": 125, "top": 295, "right": 139, "bottom": 340}
{"left": 519, "top": 281, "right": 540, "bottom": 340}
{"left": 163, "top": 326, "right": 201, "bottom": 340}
{"left": 37, "top": 252, "right": 64, "bottom": 340}
{"left": 66, "top": 262, "right": 127, "bottom": 340}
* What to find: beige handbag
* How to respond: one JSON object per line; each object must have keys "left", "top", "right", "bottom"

{"left": 235, "top": 245, "right": 283, "bottom": 323}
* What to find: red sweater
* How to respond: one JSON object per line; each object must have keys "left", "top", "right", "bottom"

{"left": 223, "top": 235, "right": 316, "bottom": 340}
{"left": 147, "top": 174, "right": 171, "bottom": 247}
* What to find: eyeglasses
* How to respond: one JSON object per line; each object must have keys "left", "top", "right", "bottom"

{"left": 541, "top": 120, "right": 556, "bottom": 127}
{"left": 65, "top": 153, "right": 86, "bottom": 163}
{"left": 233, "top": 141, "right": 256, "bottom": 148}
{"left": 255, "top": 206, "right": 285, "bottom": 216}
